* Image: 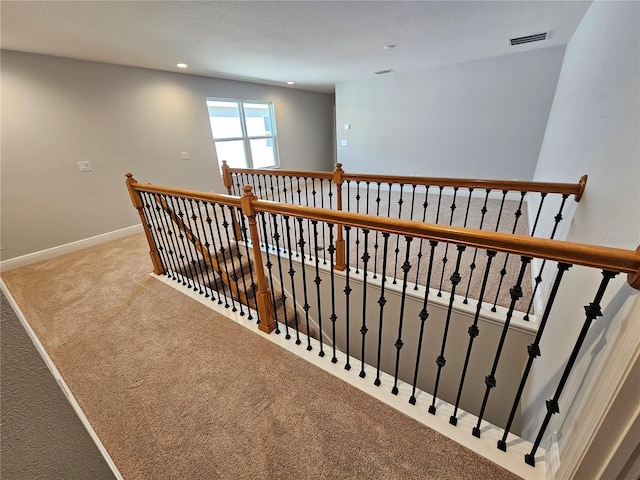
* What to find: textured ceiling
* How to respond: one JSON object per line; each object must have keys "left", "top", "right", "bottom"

{"left": 1, "top": 1, "right": 591, "bottom": 92}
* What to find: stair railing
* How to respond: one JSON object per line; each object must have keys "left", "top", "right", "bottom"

{"left": 222, "top": 161, "right": 588, "bottom": 318}
{"left": 126, "top": 173, "right": 639, "bottom": 469}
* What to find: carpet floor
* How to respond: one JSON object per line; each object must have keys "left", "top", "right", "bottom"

{"left": 2, "top": 233, "right": 522, "bottom": 480}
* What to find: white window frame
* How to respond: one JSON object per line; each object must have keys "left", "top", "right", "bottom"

{"left": 207, "top": 97, "right": 280, "bottom": 169}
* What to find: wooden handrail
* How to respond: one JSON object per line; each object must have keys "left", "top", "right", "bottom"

{"left": 222, "top": 162, "right": 588, "bottom": 201}
{"left": 128, "top": 176, "right": 639, "bottom": 288}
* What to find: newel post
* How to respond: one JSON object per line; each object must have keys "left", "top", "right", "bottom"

{"left": 333, "top": 163, "right": 346, "bottom": 271}
{"left": 221, "top": 160, "right": 233, "bottom": 195}
{"left": 241, "top": 186, "right": 276, "bottom": 333}
{"left": 125, "top": 173, "right": 164, "bottom": 275}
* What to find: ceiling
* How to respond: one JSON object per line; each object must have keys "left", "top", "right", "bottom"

{"left": 1, "top": 1, "right": 591, "bottom": 93}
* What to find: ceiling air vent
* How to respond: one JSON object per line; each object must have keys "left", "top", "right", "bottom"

{"left": 510, "top": 32, "right": 547, "bottom": 46}
{"left": 374, "top": 69, "right": 394, "bottom": 75}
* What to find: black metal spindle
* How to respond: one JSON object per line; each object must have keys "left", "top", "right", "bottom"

{"left": 413, "top": 186, "right": 431, "bottom": 290}
{"left": 524, "top": 270, "right": 618, "bottom": 466}
{"left": 354, "top": 181, "right": 361, "bottom": 274}
{"left": 168, "top": 195, "right": 197, "bottom": 288}
{"left": 284, "top": 216, "right": 301, "bottom": 343}
{"left": 344, "top": 226, "right": 352, "bottom": 369}
{"left": 320, "top": 179, "right": 326, "bottom": 265}
{"left": 450, "top": 250, "right": 497, "bottom": 426}
{"left": 498, "top": 262, "right": 571, "bottom": 451}
{"left": 409, "top": 184, "right": 417, "bottom": 221}
{"left": 191, "top": 199, "right": 214, "bottom": 298}
{"left": 490, "top": 191, "right": 527, "bottom": 312}
{"left": 286, "top": 177, "right": 300, "bottom": 259}
{"left": 373, "top": 182, "right": 382, "bottom": 279}
{"left": 429, "top": 244, "right": 466, "bottom": 415}
{"left": 196, "top": 200, "right": 220, "bottom": 300}
{"left": 463, "top": 189, "right": 492, "bottom": 304}
{"left": 159, "top": 195, "right": 188, "bottom": 284}
{"left": 304, "top": 177, "right": 313, "bottom": 260}
{"left": 328, "top": 223, "right": 338, "bottom": 361}
{"left": 409, "top": 240, "right": 438, "bottom": 405}
{"left": 274, "top": 176, "right": 287, "bottom": 254}
{"left": 312, "top": 220, "right": 325, "bottom": 356}
{"left": 143, "top": 192, "right": 175, "bottom": 279}
{"left": 392, "top": 184, "right": 405, "bottom": 285}
{"left": 295, "top": 177, "right": 303, "bottom": 258}
{"left": 391, "top": 236, "right": 413, "bottom": 395}
{"left": 359, "top": 229, "right": 371, "bottom": 378}
{"left": 529, "top": 193, "right": 547, "bottom": 237}
{"left": 472, "top": 256, "right": 532, "bottom": 438}
{"left": 220, "top": 205, "right": 244, "bottom": 314}
{"left": 437, "top": 187, "right": 459, "bottom": 296}
{"left": 230, "top": 205, "right": 252, "bottom": 315}
{"left": 524, "top": 194, "right": 569, "bottom": 320}
{"left": 374, "top": 232, "right": 391, "bottom": 386}
{"left": 203, "top": 202, "right": 228, "bottom": 306}
{"left": 182, "top": 198, "right": 207, "bottom": 294}
{"left": 296, "top": 217, "right": 312, "bottom": 350}
{"left": 271, "top": 213, "right": 288, "bottom": 337}
{"left": 235, "top": 207, "right": 256, "bottom": 321}
{"left": 211, "top": 202, "right": 238, "bottom": 311}
{"left": 259, "top": 211, "right": 280, "bottom": 334}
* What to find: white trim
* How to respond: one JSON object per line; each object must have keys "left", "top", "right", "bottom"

{"left": 155, "top": 272, "right": 546, "bottom": 480}
{"left": 0, "top": 279, "right": 125, "bottom": 480}
{"left": 0, "top": 225, "right": 143, "bottom": 272}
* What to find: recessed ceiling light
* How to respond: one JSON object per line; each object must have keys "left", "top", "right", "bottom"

{"left": 287, "top": 81, "right": 295, "bottom": 85}
{"left": 384, "top": 44, "right": 397, "bottom": 49}
{"left": 176, "top": 63, "right": 188, "bottom": 68}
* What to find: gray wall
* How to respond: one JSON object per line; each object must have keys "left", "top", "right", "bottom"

{"left": 335, "top": 46, "right": 566, "bottom": 180}
{"left": 1, "top": 50, "right": 334, "bottom": 260}
{"left": 1, "top": 290, "right": 116, "bottom": 480}
{"left": 520, "top": 2, "right": 640, "bottom": 478}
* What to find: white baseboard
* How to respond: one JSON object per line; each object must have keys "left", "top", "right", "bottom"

{"left": 0, "top": 279, "right": 125, "bottom": 480}
{"left": 0, "top": 225, "right": 143, "bottom": 272}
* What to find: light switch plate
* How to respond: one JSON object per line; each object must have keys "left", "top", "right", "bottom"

{"left": 181, "top": 152, "right": 190, "bottom": 160}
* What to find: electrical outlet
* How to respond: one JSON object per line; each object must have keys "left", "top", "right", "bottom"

{"left": 77, "top": 161, "right": 92, "bottom": 172}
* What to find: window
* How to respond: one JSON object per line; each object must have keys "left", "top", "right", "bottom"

{"left": 206, "top": 98, "right": 279, "bottom": 170}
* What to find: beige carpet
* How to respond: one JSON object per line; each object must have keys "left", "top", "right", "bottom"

{"left": 2, "top": 233, "right": 522, "bottom": 480}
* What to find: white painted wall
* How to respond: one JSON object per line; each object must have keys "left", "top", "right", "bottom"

{"left": 335, "top": 46, "right": 566, "bottom": 180}
{"left": 1, "top": 51, "right": 334, "bottom": 260}
{"left": 520, "top": 2, "right": 640, "bottom": 479}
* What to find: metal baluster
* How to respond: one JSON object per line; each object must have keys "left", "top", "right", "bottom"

{"left": 158, "top": 195, "right": 186, "bottom": 284}
{"left": 282, "top": 215, "right": 298, "bottom": 337}
{"left": 525, "top": 270, "right": 618, "bottom": 466}
{"left": 286, "top": 176, "right": 300, "bottom": 259}
{"left": 498, "top": 262, "right": 572, "bottom": 451}
{"left": 472, "top": 256, "right": 532, "bottom": 437}
{"left": 429, "top": 244, "right": 466, "bottom": 415}
{"left": 203, "top": 202, "right": 228, "bottom": 306}
{"left": 296, "top": 217, "right": 312, "bottom": 349}
{"left": 196, "top": 200, "right": 220, "bottom": 300}
{"left": 354, "top": 181, "right": 362, "bottom": 273}
{"left": 168, "top": 195, "right": 197, "bottom": 288}
{"left": 359, "top": 229, "right": 371, "bottom": 378}
{"left": 259, "top": 212, "right": 280, "bottom": 334}
{"left": 271, "top": 213, "right": 288, "bottom": 336}
{"left": 312, "top": 220, "right": 325, "bottom": 356}
{"left": 305, "top": 177, "right": 313, "bottom": 260}
{"left": 437, "top": 187, "right": 459, "bottom": 296}
{"left": 220, "top": 205, "right": 244, "bottom": 314}
{"left": 230, "top": 205, "right": 252, "bottom": 315}
{"left": 142, "top": 192, "right": 175, "bottom": 279}
{"left": 413, "top": 186, "right": 430, "bottom": 290}
{"left": 328, "top": 223, "right": 338, "bottom": 361}
{"left": 463, "top": 189, "right": 492, "bottom": 304}
{"left": 374, "top": 232, "right": 391, "bottom": 386}
{"left": 409, "top": 240, "right": 438, "bottom": 405}
{"left": 344, "top": 226, "right": 353, "bottom": 369}
{"left": 524, "top": 194, "right": 569, "bottom": 320}
{"left": 372, "top": 183, "right": 382, "bottom": 279}
{"left": 491, "top": 191, "right": 527, "bottom": 312}
{"left": 391, "top": 236, "right": 413, "bottom": 395}
{"left": 450, "top": 250, "right": 497, "bottom": 426}
{"left": 392, "top": 184, "right": 405, "bottom": 285}
{"left": 295, "top": 177, "right": 304, "bottom": 258}
{"left": 320, "top": 179, "right": 326, "bottom": 265}
{"left": 190, "top": 199, "right": 214, "bottom": 298}
{"left": 211, "top": 202, "right": 238, "bottom": 311}
{"left": 140, "top": 192, "right": 170, "bottom": 275}
{"left": 234, "top": 205, "right": 256, "bottom": 320}
{"left": 189, "top": 198, "right": 211, "bottom": 298}
{"left": 183, "top": 198, "right": 208, "bottom": 294}
{"left": 235, "top": 174, "right": 242, "bottom": 198}
{"left": 274, "top": 176, "right": 287, "bottom": 254}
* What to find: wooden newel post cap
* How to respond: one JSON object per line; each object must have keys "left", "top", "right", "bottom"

{"left": 222, "top": 160, "right": 228, "bottom": 165}
{"left": 243, "top": 185, "right": 254, "bottom": 196}
{"left": 335, "top": 163, "right": 343, "bottom": 171}
{"left": 126, "top": 173, "right": 134, "bottom": 181}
